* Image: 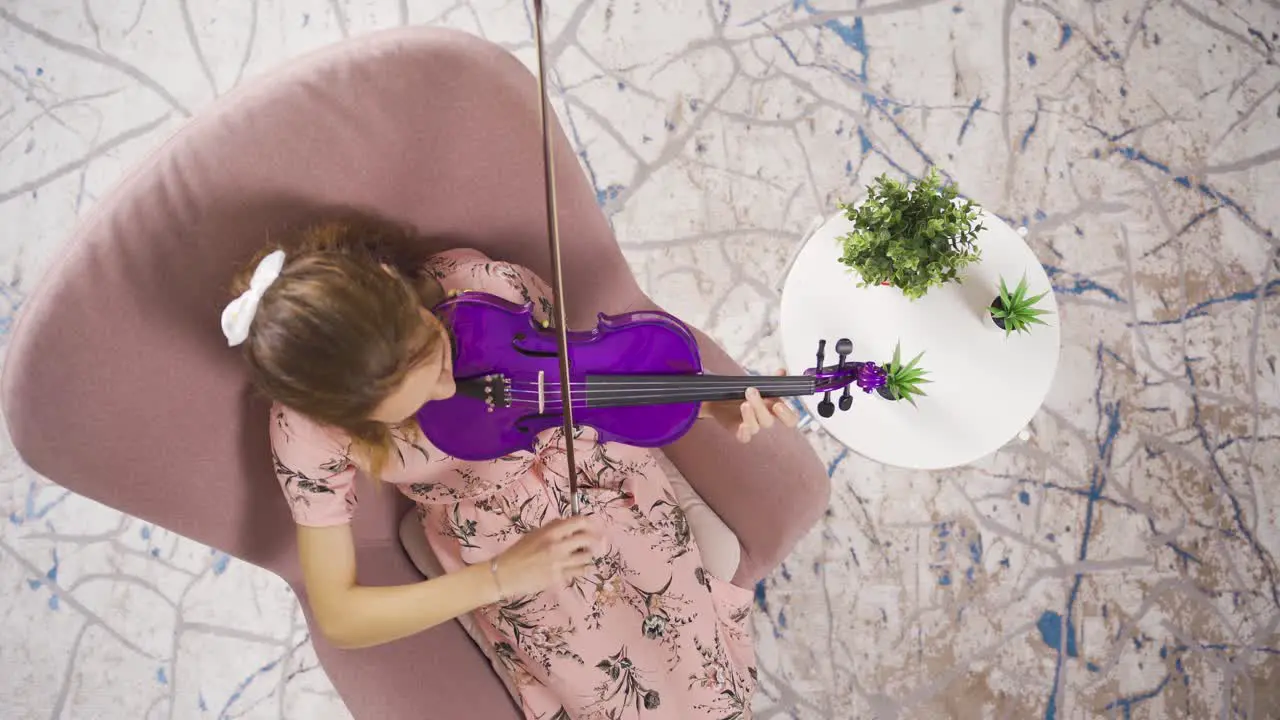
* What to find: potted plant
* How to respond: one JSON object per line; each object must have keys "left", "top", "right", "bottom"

{"left": 837, "top": 167, "right": 983, "bottom": 300}
{"left": 989, "top": 275, "right": 1052, "bottom": 336}
{"left": 856, "top": 342, "right": 930, "bottom": 406}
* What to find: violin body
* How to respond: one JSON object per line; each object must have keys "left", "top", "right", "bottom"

{"left": 418, "top": 293, "right": 706, "bottom": 461}
{"left": 418, "top": 293, "right": 866, "bottom": 462}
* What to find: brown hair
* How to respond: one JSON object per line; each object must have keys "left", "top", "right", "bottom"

{"left": 231, "top": 215, "right": 446, "bottom": 477}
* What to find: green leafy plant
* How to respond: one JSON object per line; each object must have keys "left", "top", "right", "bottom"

{"left": 838, "top": 167, "right": 983, "bottom": 300}
{"left": 989, "top": 274, "right": 1052, "bottom": 336}
{"left": 880, "top": 342, "right": 930, "bottom": 406}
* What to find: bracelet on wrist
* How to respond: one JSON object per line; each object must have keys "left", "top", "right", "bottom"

{"left": 489, "top": 558, "right": 507, "bottom": 601}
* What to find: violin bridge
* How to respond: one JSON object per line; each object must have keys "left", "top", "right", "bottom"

{"left": 537, "top": 370, "right": 545, "bottom": 415}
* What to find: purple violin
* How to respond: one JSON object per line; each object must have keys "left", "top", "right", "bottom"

{"left": 416, "top": 292, "right": 870, "bottom": 462}
{"left": 419, "top": 0, "right": 870, "bottom": 512}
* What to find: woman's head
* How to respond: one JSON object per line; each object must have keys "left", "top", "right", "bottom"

{"left": 228, "top": 218, "right": 455, "bottom": 468}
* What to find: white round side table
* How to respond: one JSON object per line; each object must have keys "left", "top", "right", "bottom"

{"left": 779, "top": 210, "right": 1061, "bottom": 470}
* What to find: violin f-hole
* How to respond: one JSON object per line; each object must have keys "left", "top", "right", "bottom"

{"left": 514, "top": 412, "right": 562, "bottom": 434}
{"left": 511, "top": 333, "right": 559, "bottom": 358}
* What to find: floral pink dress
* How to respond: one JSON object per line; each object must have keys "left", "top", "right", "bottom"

{"left": 270, "top": 249, "right": 757, "bottom": 719}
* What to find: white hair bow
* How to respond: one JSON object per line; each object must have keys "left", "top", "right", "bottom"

{"left": 221, "top": 250, "right": 286, "bottom": 347}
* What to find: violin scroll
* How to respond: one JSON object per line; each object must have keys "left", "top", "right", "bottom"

{"left": 804, "top": 337, "right": 876, "bottom": 417}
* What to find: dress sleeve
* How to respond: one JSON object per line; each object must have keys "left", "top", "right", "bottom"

{"left": 425, "top": 250, "right": 554, "bottom": 325}
{"left": 269, "top": 405, "right": 359, "bottom": 527}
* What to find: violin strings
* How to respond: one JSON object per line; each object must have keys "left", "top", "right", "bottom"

{"left": 505, "top": 390, "right": 814, "bottom": 400}
{"left": 483, "top": 378, "right": 816, "bottom": 389}
{"left": 503, "top": 393, "right": 812, "bottom": 403}
{"left": 505, "top": 380, "right": 817, "bottom": 389}
{"left": 463, "top": 375, "right": 823, "bottom": 408}
{"left": 503, "top": 385, "right": 817, "bottom": 404}
{"left": 504, "top": 390, "right": 815, "bottom": 398}
{"left": 505, "top": 392, "right": 801, "bottom": 408}
{"left": 506, "top": 390, "right": 779, "bottom": 397}
{"left": 505, "top": 382, "right": 815, "bottom": 393}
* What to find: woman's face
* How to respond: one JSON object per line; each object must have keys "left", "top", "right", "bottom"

{"left": 366, "top": 308, "right": 456, "bottom": 425}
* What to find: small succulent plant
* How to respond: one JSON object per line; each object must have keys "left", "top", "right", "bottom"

{"left": 989, "top": 274, "right": 1052, "bottom": 336}
{"left": 879, "top": 342, "right": 930, "bottom": 406}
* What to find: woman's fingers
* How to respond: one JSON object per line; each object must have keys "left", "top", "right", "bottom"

{"left": 565, "top": 534, "right": 599, "bottom": 555}
{"left": 568, "top": 545, "right": 596, "bottom": 562}
{"left": 737, "top": 400, "right": 758, "bottom": 443}
{"left": 564, "top": 551, "right": 597, "bottom": 573}
{"left": 554, "top": 515, "right": 596, "bottom": 539}
{"left": 745, "top": 387, "right": 774, "bottom": 429}
{"left": 772, "top": 399, "right": 800, "bottom": 427}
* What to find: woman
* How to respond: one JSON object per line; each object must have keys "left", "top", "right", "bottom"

{"left": 223, "top": 216, "right": 797, "bottom": 718}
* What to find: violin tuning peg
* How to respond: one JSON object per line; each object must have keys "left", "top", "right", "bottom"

{"left": 835, "top": 339, "right": 851, "bottom": 371}
{"left": 838, "top": 392, "right": 853, "bottom": 412}
{"left": 815, "top": 339, "right": 827, "bottom": 372}
{"left": 818, "top": 397, "right": 835, "bottom": 418}
{"left": 818, "top": 387, "right": 835, "bottom": 417}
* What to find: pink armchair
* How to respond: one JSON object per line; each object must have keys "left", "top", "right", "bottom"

{"left": 2, "top": 28, "right": 828, "bottom": 719}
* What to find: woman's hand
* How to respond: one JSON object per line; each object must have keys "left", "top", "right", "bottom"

{"left": 492, "top": 516, "right": 603, "bottom": 598}
{"left": 700, "top": 369, "right": 801, "bottom": 443}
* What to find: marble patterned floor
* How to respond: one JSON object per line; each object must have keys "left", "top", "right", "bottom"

{"left": 2, "top": 0, "right": 1279, "bottom": 718}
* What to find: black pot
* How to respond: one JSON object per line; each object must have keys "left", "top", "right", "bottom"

{"left": 877, "top": 385, "right": 898, "bottom": 401}
{"left": 989, "top": 296, "right": 1007, "bottom": 330}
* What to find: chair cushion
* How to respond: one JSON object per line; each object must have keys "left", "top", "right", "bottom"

{"left": 397, "top": 512, "right": 522, "bottom": 700}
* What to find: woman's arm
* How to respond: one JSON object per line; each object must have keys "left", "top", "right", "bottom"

{"left": 299, "top": 524, "right": 500, "bottom": 649}
{"left": 298, "top": 516, "right": 601, "bottom": 650}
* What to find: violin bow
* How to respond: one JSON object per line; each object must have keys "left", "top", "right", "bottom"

{"left": 531, "top": 0, "right": 582, "bottom": 516}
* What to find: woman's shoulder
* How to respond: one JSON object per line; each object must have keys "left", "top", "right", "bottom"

{"left": 268, "top": 403, "right": 358, "bottom": 526}
{"left": 428, "top": 248, "right": 492, "bottom": 264}
{"left": 423, "top": 248, "right": 542, "bottom": 279}
{"left": 421, "top": 248, "right": 491, "bottom": 278}
{"left": 423, "top": 248, "right": 550, "bottom": 311}
{"left": 270, "top": 403, "right": 351, "bottom": 460}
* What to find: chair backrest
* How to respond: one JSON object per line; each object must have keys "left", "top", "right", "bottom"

{"left": 1, "top": 27, "right": 640, "bottom": 585}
